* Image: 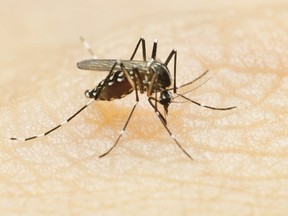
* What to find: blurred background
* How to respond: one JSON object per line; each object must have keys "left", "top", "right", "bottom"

{"left": 0, "top": 0, "right": 285, "bottom": 105}
{"left": 0, "top": 0, "right": 285, "bottom": 66}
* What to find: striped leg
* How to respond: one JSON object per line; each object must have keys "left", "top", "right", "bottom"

{"left": 99, "top": 68, "right": 140, "bottom": 158}
{"left": 148, "top": 97, "right": 193, "bottom": 161}
{"left": 130, "top": 36, "right": 147, "bottom": 61}
{"left": 5, "top": 99, "right": 95, "bottom": 141}
{"left": 177, "top": 94, "right": 236, "bottom": 111}
{"left": 5, "top": 62, "right": 119, "bottom": 141}
{"left": 164, "top": 49, "right": 177, "bottom": 93}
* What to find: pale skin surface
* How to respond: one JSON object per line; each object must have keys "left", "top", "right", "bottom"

{"left": 0, "top": 3, "right": 288, "bottom": 216}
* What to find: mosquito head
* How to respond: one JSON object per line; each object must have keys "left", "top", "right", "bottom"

{"left": 159, "top": 90, "right": 173, "bottom": 114}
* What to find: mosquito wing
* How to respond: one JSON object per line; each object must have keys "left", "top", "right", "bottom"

{"left": 77, "top": 59, "right": 148, "bottom": 72}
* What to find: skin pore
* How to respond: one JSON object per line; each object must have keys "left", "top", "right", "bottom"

{"left": 0, "top": 3, "right": 288, "bottom": 216}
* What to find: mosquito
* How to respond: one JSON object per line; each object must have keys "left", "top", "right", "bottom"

{"left": 6, "top": 37, "right": 236, "bottom": 160}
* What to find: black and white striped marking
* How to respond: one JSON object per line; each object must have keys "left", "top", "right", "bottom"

{"left": 7, "top": 99, "right": 95, "bottom": 141}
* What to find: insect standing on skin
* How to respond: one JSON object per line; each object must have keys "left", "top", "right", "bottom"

{"left": 6, "top": 37, "right": 236, "bottom": 160}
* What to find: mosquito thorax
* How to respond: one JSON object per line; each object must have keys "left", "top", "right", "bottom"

{"left": 148, "top": 60, "right": 172, "bottom": 88}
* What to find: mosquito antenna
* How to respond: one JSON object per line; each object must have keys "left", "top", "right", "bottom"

{"left": 172, "top": 75, "right": 213, "bottom": 101}
{"left": 179, "top": 69, "right": 210, "bottom": 89}
{"left": 80, "top": 36, "right": 97, "bottom": 59}
{"left": 166, "top": 69, "right": 211, "bottom": 93}
{"left": 177, "top": 94, "right": 236, "bottom": 111}
{"left": 5, "top": 99, "right": 95, "bottom": 141}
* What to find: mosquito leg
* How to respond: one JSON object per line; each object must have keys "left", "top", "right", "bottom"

{"left": 177, "top": 69, "right": 210, "bottom": 89}
{"left": 151, "top": 39, "right": 158, "bottom": 59}
{"left": 119, "top": 61, "right": 136, "bottom": 90}
{"left": 99, "top": 70, "right": 139, "bottom": 158}
{"left": 177, "top": 94, "right": 236, "bottom": 110}
{"left": 133, "top": 67, "right": 144, "bottom": 94}
{"left": 131, "top": 69, "right": 139, "bottom": 102}
{"left": 131, "top": 38, "right": 159, "bottom": 96}
{"left": 98, "top": 101, "right": 138, "bottom": 158}
{"left": 164, "top": 49, "right": 177, "bottom": 93}
{"left": 130, "top": 36, "right": 146, "bottom": 61}
{"left": 147, "top": 73, "right": 158, "bottom": 96}
{"left": 5, "top": 99, "right": 95, "bottom": 141}
{"left": 6, "top": 62, "right": 119, "bottom": 142}
{"left": 79, "top": 36, "right": 97, "bottom": 58}
{"left": 148, "top": 97, "right": 167, "bottom": 125}
{"left": 148, "top": 98, "right": 193, "bottom": 161}
{"left": 154, "top": 91, "right": 158, "bottom": 112}
{"left": 119, "top": 62, "right": 145, "bottom": 94}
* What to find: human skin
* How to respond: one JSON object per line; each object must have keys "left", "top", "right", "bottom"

{"left": 0, "top": 3, "right": 288, "bottom": 216}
